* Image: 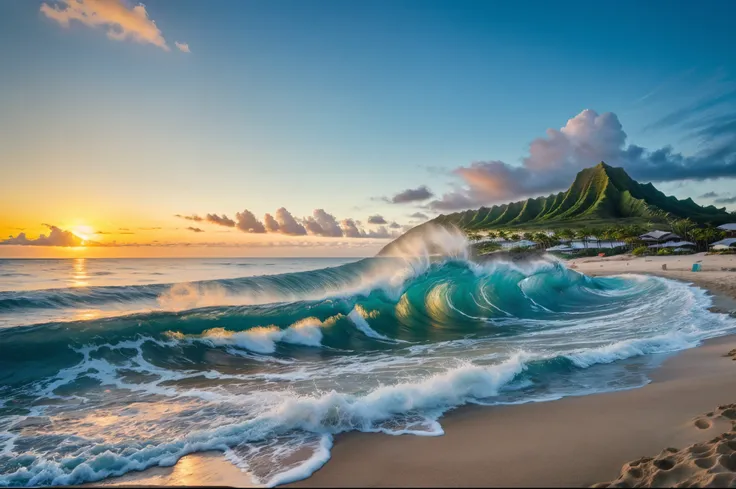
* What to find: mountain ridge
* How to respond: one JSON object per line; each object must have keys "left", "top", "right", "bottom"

{"left": 379, "top": 162, "right": 732, "bottom": 255}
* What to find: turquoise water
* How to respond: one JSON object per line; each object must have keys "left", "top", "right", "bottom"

{"left": 1, "top": 229, "right": 734, "bottom": 486}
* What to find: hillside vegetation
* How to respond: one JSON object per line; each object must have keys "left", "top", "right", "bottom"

{"left": 434, "top": 162, "right": 730, "bottom": 230}
{"left": 379, "top": 162, "right": 733, "bottom": 255}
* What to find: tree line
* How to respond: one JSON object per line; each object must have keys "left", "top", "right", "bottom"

{"left": 466, "top": 218, "right": 726, "bottom": 254}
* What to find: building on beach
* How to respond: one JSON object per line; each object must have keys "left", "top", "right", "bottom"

{"left": 710, "top": 238, "right": 736, "bottom": 250}
{"left": 717, "top": 224, "right": 736, "bottom": 237}
{"left": 638, "top": 230, "right": 681, "bottom": 246}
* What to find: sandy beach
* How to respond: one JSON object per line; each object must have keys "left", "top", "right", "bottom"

{"left": 89, "top": 252, "right": 736, "bottom": 488}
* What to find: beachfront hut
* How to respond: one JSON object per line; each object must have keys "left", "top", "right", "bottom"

{"left": 500, "top": 239, "right": 536, "bottom": 250}
{"left": 546, "top": 244, "right": 573, "bottom": 252}
{"left": 547, "top": 240, "right": 626, "bottom": 251}
{"left": 717, "top": 224, "right": 736, "bottom": 237}
{"left": 709, "top": 238, "right": 736, "bottom": 249}
{"left": 647, "top": 241, "right": 696, "bottom": 250}
{"left": 639, "top": 230, "right": 680, "bottom": 245}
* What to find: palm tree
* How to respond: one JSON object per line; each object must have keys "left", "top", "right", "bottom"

{"left": 466, "top": 231, "right": 482, "bottom": 242}
{"left": 669, "top": 218, "right": 696, "bottom": 242}
{"left": 627, "top": 224, "right": 648, "bottom": 251}
{"left": 600, "top": 226, "right": 615, "bottom": 249}
{"left": 533, "top": 232, "right": 549, "bottom": 250}
{"left": 557, "top": 228, "right": 574, "bottom": 243}
{"left": 576, "top": 226, "right": 592, "bottom": 249}
{"left": 612, "top": 225, "right": 628, "bottom": 250}
{"left": 699, "top": 226, "right": 725, "bottom": 251}
{"left": 691, "top": 228, "right": 705, "bottom": 251}
{"left": 590, "top": 227, "right": 603, "bottom": 249}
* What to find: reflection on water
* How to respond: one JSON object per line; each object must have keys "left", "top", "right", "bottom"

{"left": 71, "top": 258, "right": 88, "bottom": 287}
{"left": 74, "top": 309, "right": 103, "bottom": 321}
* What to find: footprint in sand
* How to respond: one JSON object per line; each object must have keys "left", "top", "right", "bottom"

{"left": 694, "top": 418, "right": 712, "bottom": 430}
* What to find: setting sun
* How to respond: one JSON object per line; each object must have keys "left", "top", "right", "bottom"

{"left": 71, "top": 225, "right": 95, "bottom": 242}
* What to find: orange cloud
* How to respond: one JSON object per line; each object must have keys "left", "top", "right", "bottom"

{"left": 1, "top": 224, "right": 87, "bottom": 247}
{"left": 40, "top": 0, "right": 176, "bottom": 51}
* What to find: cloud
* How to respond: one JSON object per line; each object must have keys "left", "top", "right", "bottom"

{"left": 263, "top": 213, "right": 280, "bottom": 233}
{"left": 699, "top": 192, "right": 720, "bottom": 199}
{"left": 714, "top": 196, "right": 736, "bottom": 204}
{"left": 365, "top": 226, "right": 392, "bottom": 238}
{"left": 175, "top": 41, "right": 190, "bottom": 53}
{"left": 235, "top": 210, "right": 266, "bottom": 233}
{"left": 97, "top": 230, "right": 135, "bottom": 235}
{"left": 340, "top": 219, "right": 363, "bottom": 238}
{"left": 303, "top": 209, "right": 343, "bottom": 237}
{"left": 388, "top": 186, "right": 434, "bottom": 204}
{"left": 0, "top": 222, "right": 396, "bottom": 249}
{"left": 408, "top": 212, "right": 429, "bottom": 220}
{"left": 645, "top": 90, "right": 736, "bottom": 131}
{"left": 367, "top": 214, "right": 387, "bottom": 225}
{"left": 1, "top": 224, "right": 86, "bottom": 246}
{"left": 272, "top": 208, "right": 307, "bottom": 235}
{"left": 206, "top": 213, "right": 236, "bottom": 228}
{"left": 429, "top": 108, "right": 736, "bottom": 211}
{"left": 175, "top": 214, "right": 203, "bottom": 222}
{"left": 176, "top": 207, "right": 400, "bottom": 240}
{"left": 40, "top": 0, "right": 172, "bottom": 51}
{"left": 138, "top": 226, "right": 162, "bottom": 230}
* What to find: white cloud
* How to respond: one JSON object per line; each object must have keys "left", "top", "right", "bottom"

{"left": 175, "top": 41, "right": 190, "bottom": 53}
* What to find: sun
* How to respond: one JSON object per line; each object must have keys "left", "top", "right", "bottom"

{"left": 71, "top": 225, "right": 96, "bottom": 243}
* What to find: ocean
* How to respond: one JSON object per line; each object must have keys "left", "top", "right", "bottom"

{"left": 1, "top": 228, "right": 735, "bottom": 487}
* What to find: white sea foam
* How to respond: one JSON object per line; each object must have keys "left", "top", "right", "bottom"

{"left": 187, "top": 316, "right": 328, "bottom": 354}
{"left": 564, "top": 332, "right": 699, "bottom": 368}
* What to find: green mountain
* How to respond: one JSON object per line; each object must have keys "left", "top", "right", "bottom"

{"left": 380, "top": 163, "right": 732, "bottom": 254}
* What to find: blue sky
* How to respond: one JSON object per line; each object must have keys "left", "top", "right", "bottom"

{"left": 1, "top": 0, "right": 735, "bottom": 256}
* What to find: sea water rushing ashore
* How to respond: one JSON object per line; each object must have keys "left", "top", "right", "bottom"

{"left": 1, "top": 229, "right": 735, "bottom": 487}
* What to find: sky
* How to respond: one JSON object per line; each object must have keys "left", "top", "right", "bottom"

{"left": 1, "top": 0, "right": 736, "bottom": 258}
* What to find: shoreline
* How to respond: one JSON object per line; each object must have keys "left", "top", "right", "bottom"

{"left": 571, "top": 251, "right": 736, "bottom": 315}
{"left": 287, "top": 336, "right": 736, "bottom": 488}
{"left": 88, "top": 253, "right": 736, "bottom": 488}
